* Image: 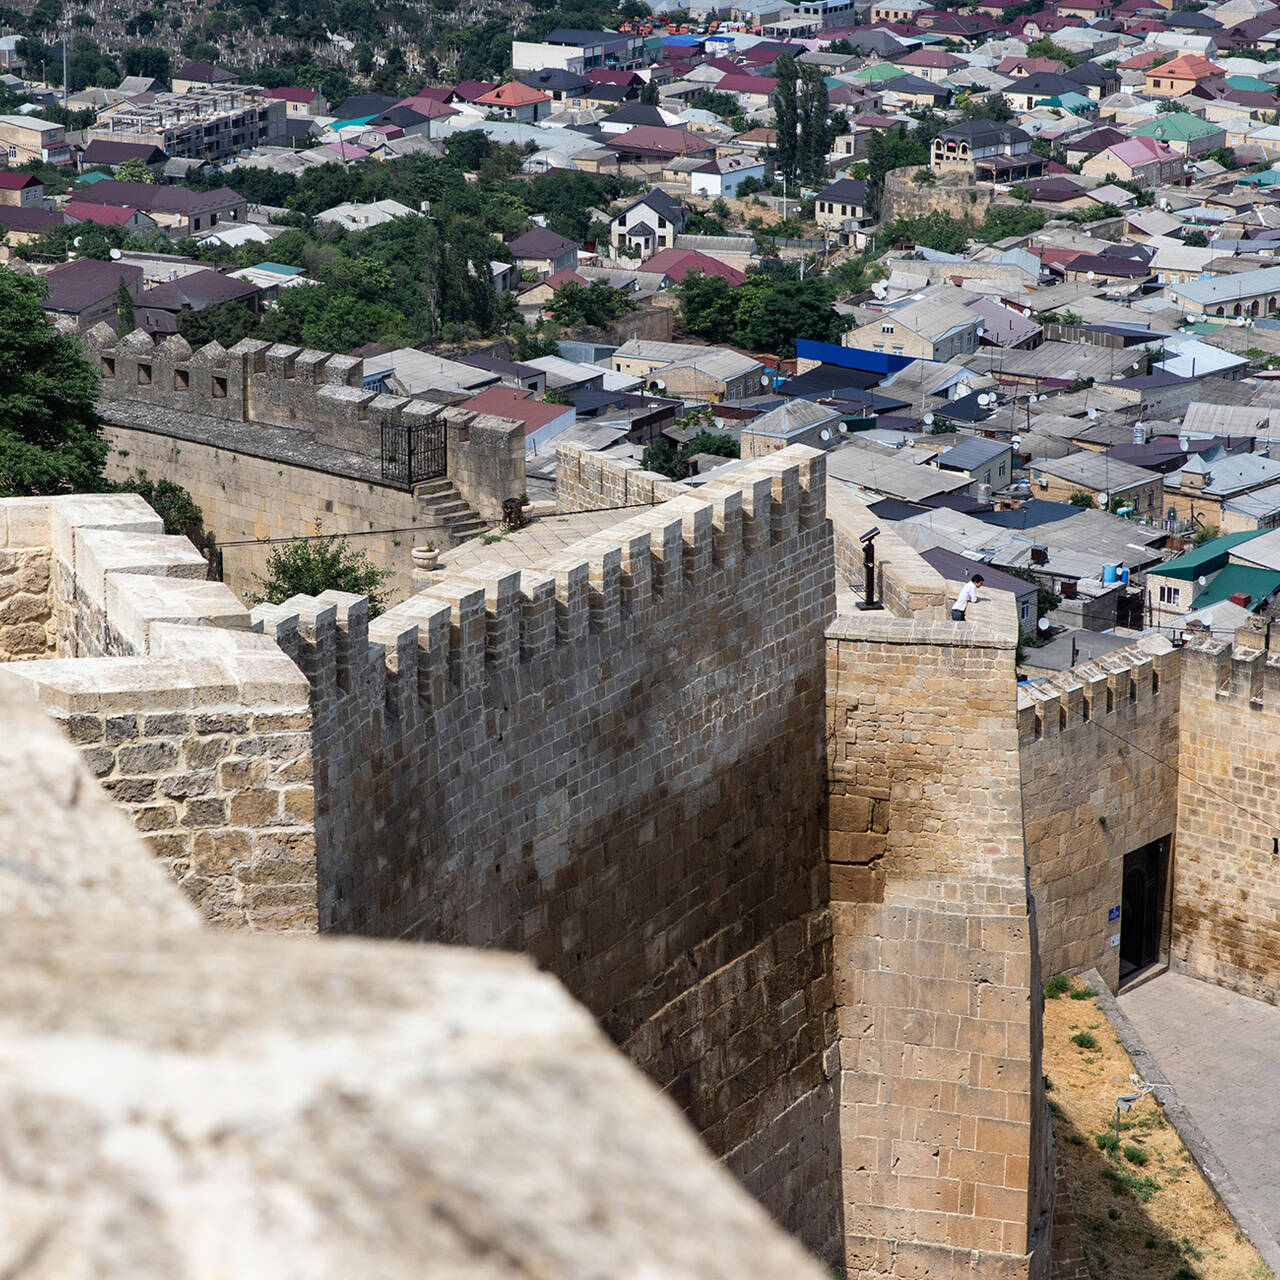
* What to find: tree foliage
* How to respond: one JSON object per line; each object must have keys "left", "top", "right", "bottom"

{"left": 642, "top": 424, "right": 739, "bottom": 480}
{"left": 114, "top": 156, "right": 155, "bottom": 184}
{"left": 976, "top": 204, "right": 1047, "bottom": 243}
{"left": 0, "top": 268, "right": 107, "bottom": 496}
{"left": 115, "top": 279, "right": 134, "bottom": 334}
{"left": 549, "top": 281, "right": 636, "bottom": 328}
{"left": 773, "top": 52, "right": 799, "bottom": 185}
{"left": 252, "top": 529, "right": 392, "bottom": 616}
{"left": 865, "top": 125, "right": 931, "bottom": 217}
{"left": 178, "top": 299, "right": 259, "bottom": 349}
{"left": 675, "top": 269, "right": 847, "bottom": 357}
{"left": 114, "top": 469, "right": 205, "bottom": 541}
{"left": 882, "top": 211, "right": 971, "bottom": 254}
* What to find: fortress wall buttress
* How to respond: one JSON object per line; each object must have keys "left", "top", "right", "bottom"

{"left": 826, "top": 597, "right": 1053, "bottom": 1280}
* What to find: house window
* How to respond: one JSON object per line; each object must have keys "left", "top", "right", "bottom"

{"left": 881, "top": 323, "right": 894, "bottom": 333}
{"left": 1019, "top": 600, "right": 1031, "bottom": 622}
{"left": 999, "top": 462, "right": 1007, "bottom": 477}
{"left": 1158, "top": 584, "right": 1178, "bottom": 605}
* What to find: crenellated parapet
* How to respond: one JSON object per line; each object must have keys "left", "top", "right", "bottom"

{"left": 0, "top": 492, "right": 316, "bottom": 931}
{"left": 1180, "top": 631, "right": 1280, "bottom": 714}
{"left": 1017, "top": 640, "right": 1180, "bottom": 744}
{"left": 255, "top": 446, "right": 827, "bottom": 728}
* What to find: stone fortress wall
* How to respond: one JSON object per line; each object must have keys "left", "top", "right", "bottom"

{"left": 0, "top": 492, "right": 317, "bottom": 931}
{"left": 1018, "top": 644, "right": 1182, "bottom": 989}
{"left": 25, "top": 429, "right": 1280, "bottom": 1276}
{"left": 82, "top": 325, "right": 527, "bottom": 601}
{"left": 253, "top": 444, "right": 846, "bottom": 1260}
{"left": 1174, "top": 631, "right": 1280, "bottom": 1000}
{"left": 552, "top": 443, "right": 1055, "bottom": 1280}
{"left": 0, "top": 632, "right": 834, "bottom": 1280}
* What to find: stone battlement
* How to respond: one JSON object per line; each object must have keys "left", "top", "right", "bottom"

{"left": 83, "top": 326, "right": 525, "bottom": 520}
{"left": 1017, "top": 640, "right": 1179, "bottom": 743}
{"left": 1180, "top": 633, "right": 1280, "bottom": 714}
{"left": 0, "top": 492, "right": 316, "bottom": 930}
{"left": 268, "top": 445, "right": 827, "bottom": 723}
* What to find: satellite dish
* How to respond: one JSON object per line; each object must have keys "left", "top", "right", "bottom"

{"left": 978, "top": 392, "right": 992, "bottom": 406}
{"left": 1096, "top": 491, "right": 1109, "bottom": 507}
{"left": 1087, "top": 407, "right": 1097, "bottom": 419}
{"left": 1202, "top": 610, "right": 1214, "bottom": 627}
{"left": 923, "top": 412, "right": 935, "bottom": 425}
{"left": 653, "top": 379, "right": 666, "bottom": 391}
{"left": 1087, "top": 270, "right": 1096, "bottom": 280}
{"left": 1037, "top": 617, "right": 1050, "bottom": 632}
{"left": 73, "top": 236, "right": 82, "bottom": 247}
{"left": 109, "top": 247, "right": 122, "bottom": 260}
{"left": 760, "top": 373, "right": 770, "bottom": 386}
{"left": 1197, "top": 574, "right": 1207, "bottom": 586}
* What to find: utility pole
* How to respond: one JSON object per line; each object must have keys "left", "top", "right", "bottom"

{"left": 61, "top": 24, "right": 68, "bottom": 108}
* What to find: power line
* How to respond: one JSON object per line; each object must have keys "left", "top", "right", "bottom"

{"left": 1083, "top": 710, "right": 1280, "bottom": 842}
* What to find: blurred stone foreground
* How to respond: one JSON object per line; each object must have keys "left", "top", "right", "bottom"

{"left": 0, "top": 675, "right": 826, "bottom": 1279}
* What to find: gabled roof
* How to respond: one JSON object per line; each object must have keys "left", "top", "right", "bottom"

{"left": 639, "top": 248, "right": 746, "bottom": 285}
{"left": 264, "top": 86, "right": 320, "bottom": 103}
{"left": 715, "top": 72, "right": 778, "bottom": 94}
{"left": 616, "top": 188, "right": 686, "bottom": 224}
{"left": 816, "top": 177, "right": 867, "bottom": 204}
{"left": 174, "top": 60, "right": 235, "bottom": 84}
{"left": 1131, "top": 112, "right": 1221, "bottom": 142}
{"left": 509, "top": 227, "right": 578, "bottom": 258}
{"left": 81, "top": 139, "right": 166, "bottom": 166}
{"left": 42, "top": 258, "right": 143, "bottom": 313}
{"left": 1148, "top": 52, "right": 1224, "bottom": 79}
{"left": 71, "top": 179, "right": 244, "bottom": 216}
{"left": 0, "top": 171, "right": 39, "bottom": 189}
{"left": 458, "top": 385, "right": 570, "bottom": 434}
{"left": 604, "top": 125, "right": 714, "bottom": 156}
{"left": 66, "top": 200, "right": 145, "bottom": 225}
{"left": 452, "top": 80, "right": 498, "bottom": 101}
{"left": 138, "top": 269, "right": 259, "bottom": 311}
{"left": 475, "top": 81, "right": 551, "bottom": 107}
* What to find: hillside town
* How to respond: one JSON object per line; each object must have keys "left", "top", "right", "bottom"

{"left": 8, "top": 5, "right": 1280, "bottom": 1279}
{"left": 7, "top": 8, "right": 1280, "bottom": 656}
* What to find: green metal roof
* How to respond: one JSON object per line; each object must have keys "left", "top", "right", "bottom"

{"left": 1147, "top": 528, "right": 1266, "bottom": 580}
{"left": 1225, "top": 74, "right": 1273, "bottom": 93}
{"left": 852, "top": 62, "right": 904, "bottom": 81}
{"left": 1183, "top": 320, "right": 1226, "bottom": 334}
{"left": 1192, "top": 563, "right": 1280, "bottom": 609}
{"left": 1132, "top": 112, "right": 1220, "bottom": 142}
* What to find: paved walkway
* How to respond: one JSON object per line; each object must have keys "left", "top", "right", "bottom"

{"left": 1117, "top": 970, "right": 1280, "bottom": 1263}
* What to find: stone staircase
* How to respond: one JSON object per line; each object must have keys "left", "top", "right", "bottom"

{"left": 414, "top": 479, "right": 488, "bottom": 545}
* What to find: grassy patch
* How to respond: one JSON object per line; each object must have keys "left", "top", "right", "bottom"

{"left": 1045, "top": 974, "right": 1073, "bottom": 998}
{"left": 1070, "top": 985, "right": 1098, "bottom": 999}
{"left": 1102, "top": 1165, "right": 1161, "bottom": 1202}
{"left": 1096, "top": 1131, "right": 1120, "bottom": 1154}
{"left": 1124, "top": 1144, "right": 1150, "bottom": 1166}
{"left": 1072, "top": 1030, "right": 1099, "bottom": 1050}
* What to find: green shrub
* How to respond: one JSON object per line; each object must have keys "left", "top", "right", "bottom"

{"left": 1123, "top": 1144, "right": 1149, "bottom": 1166}
{"left": 1069, "top": 985, "right": 1097, "bottom": 1000}
{"left": 1095, "top": 1131, "right": 1120, "bottom": 1153}
{"left": 1071, "top": 1030, "right": 1098, "bottom": 1050}
{"left": 1044, "top": 974, "right": 1073, "bottom": 999}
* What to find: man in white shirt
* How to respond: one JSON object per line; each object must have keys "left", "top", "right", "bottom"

{"left": 951, "top": 573, "right": 983, "bottom": 621}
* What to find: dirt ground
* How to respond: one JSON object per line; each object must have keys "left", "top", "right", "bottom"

{"left": 1044, "top": 979, "right": 1272, "bottom": 1280}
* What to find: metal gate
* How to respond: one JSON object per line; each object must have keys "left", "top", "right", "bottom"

{"left": 381, "top": 418, "right": 447, "bottom": 487}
